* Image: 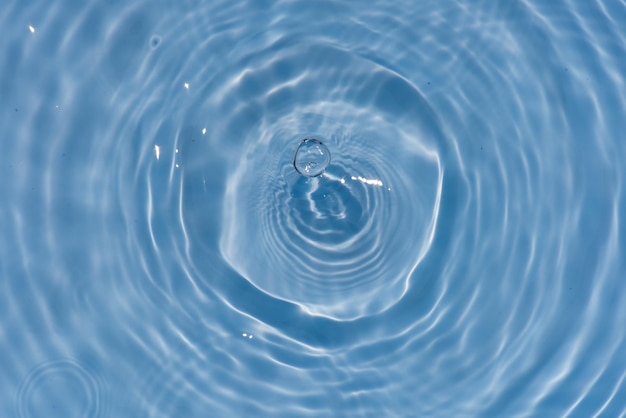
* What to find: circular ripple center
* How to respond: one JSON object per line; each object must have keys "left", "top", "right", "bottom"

{"left": 15, "top": 359, "right": 103, "bottom": 418}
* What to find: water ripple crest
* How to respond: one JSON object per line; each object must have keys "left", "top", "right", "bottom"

{"left": 15, "top": 359, "right": 106, "bottom": 418}
{"left": 3, "top": 0, "right": 626, "bottom": 416}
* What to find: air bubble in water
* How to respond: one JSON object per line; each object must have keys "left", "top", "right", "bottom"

{"left": 293, "top": 138, "right": 331, "bottom": 177}
{"left": 150, "top": 36, "right": 161, "bottom": 49}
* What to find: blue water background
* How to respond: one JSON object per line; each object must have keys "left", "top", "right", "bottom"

{"left": 1, "top": 0, "right": 626, "bottom": 416}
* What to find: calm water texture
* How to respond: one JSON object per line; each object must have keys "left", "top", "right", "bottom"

{"left": 1, "top": 0, "right": 625, "bottom": 417}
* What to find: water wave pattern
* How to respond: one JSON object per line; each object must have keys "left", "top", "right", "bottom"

{"left": 220, "top": 101, "right": 442, "bottom": 319}
{"left": 15, "top": 359, "right": 107, "bottom": 418}
{"left": 1, "top": 0, "right": 626, "bottom": 416}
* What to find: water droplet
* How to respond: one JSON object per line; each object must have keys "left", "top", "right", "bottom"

{"left": 293, "top": 138, "right": 331, "bottom": 177}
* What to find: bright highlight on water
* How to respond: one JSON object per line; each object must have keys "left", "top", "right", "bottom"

{"left": 3, "top": 0, "right": 626, "bottom": 416}
{"left": 293, "top": 138, "right": 331, "bottom": 177}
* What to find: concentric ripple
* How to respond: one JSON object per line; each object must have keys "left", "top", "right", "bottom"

{"left": 15, "top": 359, "right": 105, "bottom": 418}
{"left": 220, "top": 100, "right": 442, "bottom": 319}
{"left": 3, "top": 0, "right": 626, "bottom": 416}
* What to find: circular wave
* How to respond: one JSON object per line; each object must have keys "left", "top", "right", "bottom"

{"left": 4, "top": 0, "right": 626, "bottom": 416}
{"left": 103, "top": 0, "right": 453, "bottom": 342}
{"left": 220, "top": 99, "right": 442, "bottom": 319}
{"left": 15, "top": 359, "right": 105, "bottom": 418}
{"left": 89, "top": 0, "right": 626, "bottom": 416}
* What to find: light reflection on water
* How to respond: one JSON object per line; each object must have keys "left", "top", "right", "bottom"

{"left": 1, "top": 0, "right": 625, "bottom": 416}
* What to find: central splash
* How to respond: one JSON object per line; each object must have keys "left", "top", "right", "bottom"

{"left": 293, "top": 138, "right": 331, "bottom": 177}
{"left": 219, "top": 101, "right": 443, "bottom": 320}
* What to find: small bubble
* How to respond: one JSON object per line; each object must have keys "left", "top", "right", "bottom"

{"left": 293, "top": 138, "right": 331, "bottom": 177}
{"left": 150, "top": 36, "right": 161, "bottom": 48}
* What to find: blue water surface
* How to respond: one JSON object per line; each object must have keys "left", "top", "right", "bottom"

{"left": 1, "top": 0, "right": 626, "bottom": 417}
